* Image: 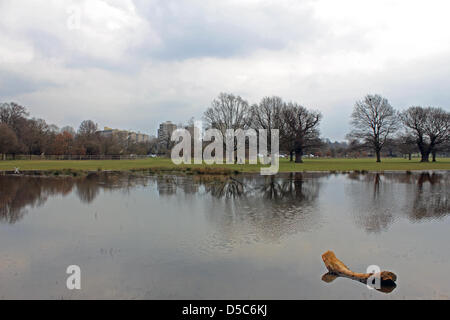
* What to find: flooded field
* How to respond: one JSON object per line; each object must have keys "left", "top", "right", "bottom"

{"left": 0, "top": 171, "right": 449, "bottom": 299}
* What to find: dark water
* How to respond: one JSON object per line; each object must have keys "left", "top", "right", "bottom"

{"left": 0, "top": 171, "right": 449, "bottom": 299}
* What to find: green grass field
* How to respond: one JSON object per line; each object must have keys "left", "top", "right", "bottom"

{"left": 0, "top": 157, "right": 449, "bottom": 174}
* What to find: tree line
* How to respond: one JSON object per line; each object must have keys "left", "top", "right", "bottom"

{"left": 1, "top": 95, "right": 449, "bottom": 162}
{"left": 347, "top": 95, "right": 449, "bottom": 162}
{"left": 203, "top": 93, "right": 322, "bottom": 163}
{"left": 0, "top": 102, "right": 156, "bottom": 159}
{"left": 202, "top": 93, "right": 449, "bottom": 163}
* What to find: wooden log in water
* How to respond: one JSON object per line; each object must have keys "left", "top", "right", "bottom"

{"left": 322, "top": 251, "right": 397, "bottom": 285}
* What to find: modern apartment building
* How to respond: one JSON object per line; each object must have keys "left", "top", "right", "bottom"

{"left": 97, "top": 127, "right": 150, "bottom": 144}
{"left": 157, "top": 121, "right": 177, "bottom": 148}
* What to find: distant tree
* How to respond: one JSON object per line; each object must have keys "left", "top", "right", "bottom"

{"left": 384, "top": 137, "right": 397, "bottom": 157}
{"left": 48, "top": 124, "right": 59, "bottom": 133}
{"left": 0, "top": 102, "right": 29, "bottom": 131}
{"left": 148, "top": 138, "right": 159, "bottom": 155}
{"left": 19, "top": 118, "right": 53, "bottom": 155}
{"left": 395, "top": 134, "right": 417, "bottom": 160}
{"left": 78, "top": 120, "right": 98, "bottom": 136}
{"left": 317, "top": 138, "right": 350, "bottom": 158}
{"left": 0, "top": 102, "right": 29, "bottom": 154}
{"left": 401, "top": 106, "right": 450, "bottom": 162}
{"left": 60, "top": 126, "right": 76, "bottom": 135}
{"left": 0, "top": 106, "right": 59, "bottom": 155}
{"left": 85, "top": 141, "right": 101, "bottom": 155}
{"left": 52, "top": 131, "right": 75, "bottom": 155}
{"left": 431, "top": 143, "right": 449, "bottom": 162}
{"left": 434, "top": 140, "right": 450, "bottom": 159}
{"left": 281, "top": 102, "right": 322, "bottom": 163}
{"left": 127, "top": 142, "right": 151, "bottom": 155}
{"left": 0, "top": 123, "right": 19, "bottom": 157}
{"left": 348, "top": 94, "right": 398, "bottom": 162}
{"left": 99, "top": 135, "right": 123, "bottom": 155}
{"left": 77, "top": 120, "right": 100, "bottom": 155}
{"left": 344, "top": 138, "right": 368, "bottom": 158}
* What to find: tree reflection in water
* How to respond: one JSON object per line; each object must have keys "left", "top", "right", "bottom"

{"left": 200, "top": 173, "right": 326, "bottom": 243}
{"left": 0, "top": 172, "right": 448, "bottom": 233}
{"left": 204, "top": 177, "right": 244, "bottom": 198}
{"left": 0, "top": 176, "right": 74, "bottom": 224}
{"left": 347, "top": 172, "right": 449, "bottom": 233}
{"left": 411, "top": 173, "right": 448, "bottom": 221}
{"left": 0, "top": 173, "right": 151, "bottom": 224}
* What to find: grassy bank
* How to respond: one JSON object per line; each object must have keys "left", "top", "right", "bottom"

{"left": 0, "top": 157, "right": 449, "bottom": 175}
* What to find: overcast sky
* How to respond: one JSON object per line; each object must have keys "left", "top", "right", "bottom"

{"left": 1, "top": 0, "right": 449, "bottom": 140}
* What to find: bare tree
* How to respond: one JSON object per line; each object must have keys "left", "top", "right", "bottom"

{"left": 251, "top": 96, "right": 283, "bottom": 132}
{"left": 20, "top": 118, "right": 52, "bottom": 156}
{"left": 61, "top": 126, "right": 76, "bottom": 135}
{"left": 348, "top": 94, "right": 398, "bottom": 162}
{"left": 401, "top": 106, "right": 450, "bottom": 162}
{"left": 0, "top": 102, "right": 29, "bottom": 131}
{"left": 204, "top": 93, "right": 251, "bottom": 133}
{"left": 51, "top": 131, "right": 75, "bottom": 156}
{"left": 434, "top": 140, "right": 450, "bottom": 159}
{"left": 395, "top": 134, "right": 417, "bottom": 160}
{"left": 78, "top": 120, "right": 98, "bottom": 137}
{"left": 0, "top": 123, "right": 19, "bottom": 158}
{"left": 427, "top": 108, "right": 450, "bottom": 162}
{"left": 250, "top": 96, "right": 284, "bottom": 152}
{"left": 0, "top": 103, "right": 60, "bottom": 156}
{"left": 76, "top": 120, "right": 101, "bottom": 155}
{"left": 345, "top": 138, "right": 369, "bottom": 158}
{"left": 281, "top": 102, "right": 322, "bottom": 163}
{"left": 203, "top": 93, "right": 251, "bottom": 160}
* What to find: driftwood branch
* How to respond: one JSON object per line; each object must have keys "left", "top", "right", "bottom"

{"left": 321, "top": 251, "right": 397, "bottom": 293}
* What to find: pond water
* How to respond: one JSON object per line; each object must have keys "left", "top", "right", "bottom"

{"left": 0, "top": 171, "right": 449, "bottom": 299}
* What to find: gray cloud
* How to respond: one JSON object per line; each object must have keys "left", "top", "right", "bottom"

{"left": 0, "top": 0, "right": 449, "bottom": 140}
{"left": 133, "top": 0, "right": 320, "bottom": 60}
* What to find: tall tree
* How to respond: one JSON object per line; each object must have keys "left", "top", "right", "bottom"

{"left": 250, "top": 96, "right": 284, "bottom": 151}
{"left": 281, "top": 102, "right": 322, "bottom": 163}
{"left": 401, "top": 106, "right": 450, "bottom": 162}
{"left": 204, "top": 93, "right": 251, "bottom": 134}
{"left": 251, "top": 96, "right": 283, "bottom": 132}
{"left": 348, "top": 94, "right": 398, "bottom": 162}
{"left": 203, "top": 93, "right": 251, "bottom": 160}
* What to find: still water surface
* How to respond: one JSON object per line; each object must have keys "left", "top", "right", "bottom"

{"left": 0, "top": 172, "right": 449, "bottom": 299}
